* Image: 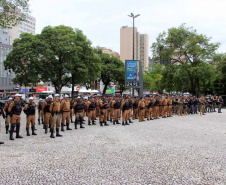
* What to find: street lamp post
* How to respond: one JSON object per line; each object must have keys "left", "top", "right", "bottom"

{"left": 128, "top": 13, "right": 140, "bottom": 98}
{"left": 128, "top": 13, "right": 140, "bottom": 60}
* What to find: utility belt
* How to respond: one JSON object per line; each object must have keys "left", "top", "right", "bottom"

{"left": 89, "top": 108, "right": 96, "bottom": 111}
{"left": 133, "top": 106, "right": 138, "bottom": 109}
{"left": 13, "top": 113, "right": 21, "bottom": 115}
{"left": 29, "top": 113, "right": 35, "bottom": 116}
{"left": 154, "top": 105, "right": 159, "bottom": 107}
{"left": 140, "top": 107, "right": 145, "bottom": 110}
{"left": 76, "top": 110, "right": 83, "bottom": 112}
{"left": 63, "top": 111, "right": 70, "bottom": 113}
{"left": 53, "top": 111, "right": 61, "bottom": 115}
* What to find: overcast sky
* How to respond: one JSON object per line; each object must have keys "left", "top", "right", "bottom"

{"left": 29, "top": 0, "right": 226, "bottom": 56}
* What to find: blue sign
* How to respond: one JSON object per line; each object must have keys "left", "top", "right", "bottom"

{"left": 20, "top": 89, "right": 29, "bottom": 93}
{"left": 126, "top": 60, "right": 140, "bottom": 81}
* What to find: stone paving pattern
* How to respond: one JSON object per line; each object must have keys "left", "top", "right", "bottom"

{"left": 0, "top": 110, "right": 225, "bottom": 184}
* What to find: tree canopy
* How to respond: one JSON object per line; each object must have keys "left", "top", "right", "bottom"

{"left": 0, "top": 0, "right": 29, "bottom": 28}
{"left": 150, "top": 24, "right": 220, "bottom": 96}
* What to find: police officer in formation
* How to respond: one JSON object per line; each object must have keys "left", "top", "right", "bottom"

{"left": 0, "top": 93, "right": 224, "bottom": 144}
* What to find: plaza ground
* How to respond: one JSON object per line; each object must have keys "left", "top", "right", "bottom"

{"left": 0, "top": 110, "right": 225, "bottom": 184}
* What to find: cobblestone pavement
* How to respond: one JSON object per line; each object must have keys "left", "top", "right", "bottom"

{"left": 0, "top": 110, "right": 225, "bottom": 184}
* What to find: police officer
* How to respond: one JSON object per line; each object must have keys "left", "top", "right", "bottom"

{"left": 37, "top": 98, "right": 44, "bottom": 125}
{"left": 199, "top": 95, "right": 206, "bottom": 116}
{"left": 132, "top": 96, "right": 139, "bottom": 120}
{"left": 153, "top": 95, "right": 160, "bottom": 119}
{"left": 0, "top": 106, "right": 6, "bottom": 144}
{"left": 121, "top": 96, "right": 130, "bottom": 125}
{"left": 138, "top": 97, "right": 145, "bottom": 122}
{"left": 148, "top": 96, "right": 154, "bottom": 120}
{"left": 50, "top": 94, "right": 62, "bottom": 138}
{"left": 73, "top": 96, "right": 85, "bottom": 129}
{"left": 208, "top": 95, "right": 213, "bottom": 113}
{"left": 162, "top": 95, "right": 168, "bottom": 118}
{"left": 167, "top": 96, "right": 173, "bottom": 117}
{"left": 112, "top": 96, "right": 121, "bottom": 125}
{"left": 23, "top": 97, "right": 37, "bottom": 136}
{"left": 42, "top": 95, "right": 53, "bottom": 134}
{"left": 4, "top": 97, "right": 12, "bottom": 134}
{"left": 8, "top": 94, "right": 23, "bottom": 140}
{"left": 213, "top": 95, "right": 217, "bottom": 112}
{"left": 217, "top": 96, "right": 223, "bottom": 113}
{"left": 69, "top": 97, "right": 74, "bottom": 123}
{"left": 87, "top": 96, "right": 97, "bottom": 125}
{"left": 177, "top": 96, "right": 183, "bottom": 116}
{"left": 61, "top": 95, "right": 72, "bottom": 131}
{"left": 99, "top": 96, "right": 109, "bottom": 126}
{"left": 193, "top": 96, "right": 199, "bottom": 114}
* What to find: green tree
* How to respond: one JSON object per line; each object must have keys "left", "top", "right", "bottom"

{"left": 152, "top": 24, "right": 220, "bottom": 96}
{"left": 0, "top": 0, "right": 29, "bottom": 28}
{"left": 4, "top": 33, "right": 43, "bottom": 86}
{"left": 100, "top": 53, "right": 124, "bottom": 94}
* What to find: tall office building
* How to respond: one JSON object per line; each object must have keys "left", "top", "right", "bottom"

{"left": 0, "top": 13, "right": 36, "bottom": 91}
{"left": 120, "top": 26, "right": 149, "bottom": 70}
{"left": 8, "top": 14, "right": 36, "bottom": 45}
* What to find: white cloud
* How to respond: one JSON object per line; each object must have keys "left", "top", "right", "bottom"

{"left": 29, "top": 0, "right": 226, "bottom": 56}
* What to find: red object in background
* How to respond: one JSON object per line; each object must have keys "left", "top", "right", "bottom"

{"left": 36, "top": 87, "right": 47, "bottom": 92}
{"left": 76, "top": 87, "right": 80, "bottom": 91}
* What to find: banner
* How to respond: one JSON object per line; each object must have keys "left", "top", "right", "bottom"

{"left": 36, "top": 87, "right": 47, "bottom": 92}
{"left": 125, "top": 60, "right": 142, "bottom": 88}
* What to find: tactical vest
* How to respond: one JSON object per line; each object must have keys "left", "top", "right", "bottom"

{"left": 129, "top": 100, "right": 132, "bottom": 108}
{"left": 12, "top": 101, "right": 22, "bottom": 114}
{"left": 114, "top": 101, "right": 121, "bottom": 109}
{"left": 29, "top": 103, "right": 36, "bottom": 115}
{"left": 70, "top": 101, "right": 73, "bottom": 109}
{"left": 89, "top": 101, "right": 97, "bottom": 109}
{"left": 133, "top": 101, "right": 138, "bottom": 108}
{"left": 155, "top": 99, "right": 160, "bottom": 106}
{"left": 44, "top": 101, "right": 51, "bottom": 113}
{"left": 123, "top": 101, "right": 130, "bottom": 110}
{"left": 38, "top": 102, "right": 43, "bottom": 110}
{"left": 102, "top": 100, "right": 109, "bottom": 109}
{"left": 148, "top": 101, "right": 154, "bottom": 108}
{"left": 76, "top": 102, "right": 85, "bottom": 110}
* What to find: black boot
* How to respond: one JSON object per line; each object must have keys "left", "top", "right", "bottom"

{"left": 80, "top": 119, "right": 85, "bottom": 129}
{"left": 26, "top": 128, "right": 30, "bottom": 136}
{"left": 43, "top": 124, "right": 45, "bottom": 129}
{"left": 104, "top": 122, "right": 109, "bottom": 126}
{"left": 56, "top": 128, "right": 62, "bottom": 137}
{"left": 110, "top": 118, "right": 112, "bottom": 122}
{"left": 88, "top": 121, "right": 91, "bottom": 125}
{"left": 75, "top": 120, "right": 78, "bottom": 129}
{"left": 38, "top": 119, "right": 40, "bottom": 125}
{"left": 100, "top": 122, "right": 103, "bottom": 126}
{"left": 16, "top": 124, "right": 23, "bottom": 139}
{"left": 10, "top": 124, "right": 15, "bottom": 140}
{"left": 44, "top": 125, "right": 48, "bottom": 134}
{"left": 125, "top": 121, "right": 130, "bottom": 125}
{"left": 122, "top": 121, "right": 125, "bottom": 126}
{"left": 92, "top": 121, "right": 96, "bottom": 125}
{"left": 113, "top": 120, "right": 115, "bottom": 125}
{"left": 66, "top": 123, "right": 72, "bottom": 130}
{"left": 107, "top": 118, "right": 110, "bottom": 121}
{"left": 32, "top": 127, "right": 37, "bottom": 135}
{"left": 71, "top": 119, "right": 74, "bottom": 123}
{"left": 129, "top": 120, "right": 133, "bottom": 123}
{"left": 41, "top": 119, "right": 44, "bottom": 124}
{"left": 50, "top": 128, "right": 55, "bottom": 138}
{"left": 6, "top": 125, "right": 9, "bottom": 134}
{"left": 61, "top": 123, "right": 65, "bottom": 132}
{"left": 117, "top": 120, "right": 121, "bottom": 124}
{"left": 0, "top": 141, "right": 4, "bottom": 144}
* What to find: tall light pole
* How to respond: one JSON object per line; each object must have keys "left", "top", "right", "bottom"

{"left": 128, "top": 13, "right": 140, "bottom": 60}
{"left": 128, "top": 13, "right": 140, "bottom": 97}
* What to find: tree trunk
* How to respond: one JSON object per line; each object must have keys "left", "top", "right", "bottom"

{"left": 71, "top": 74, "right": 75, "bottom": 98}
{"left": 103, "top": 84, "right": 108, "bottom": 95}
